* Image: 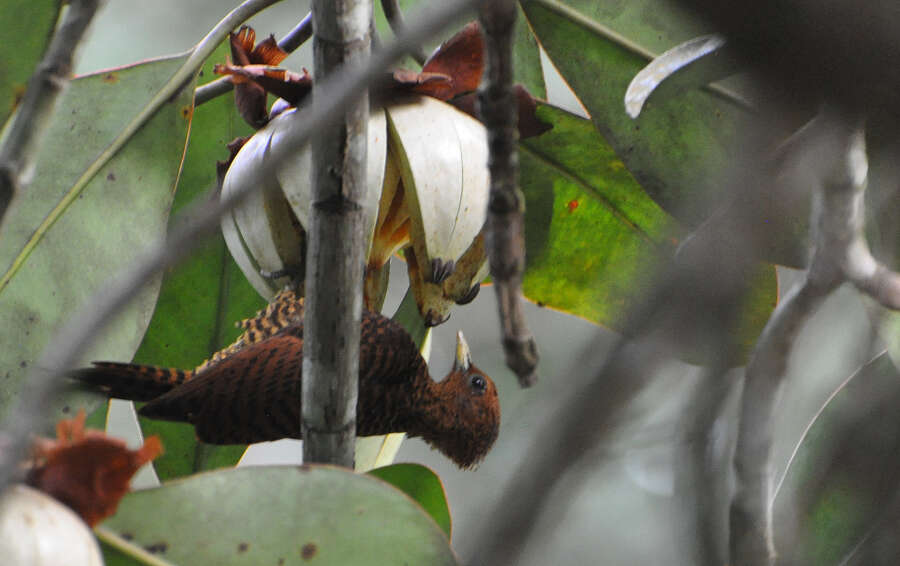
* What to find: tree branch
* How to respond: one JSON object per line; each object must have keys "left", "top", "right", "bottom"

{"left": 0, "top": 0, "right": 100, "bottom": 226}
{"left": 0, "top": 0, "right": 484, "bottom": 490}
{"left": 478, "top": 0, "right": 539, "bottom": 387}
{"left": 300, "top": 0, "right": 372, "bottom": 468}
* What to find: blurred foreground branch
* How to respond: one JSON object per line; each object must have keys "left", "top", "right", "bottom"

{"left": 0, "top": 0, "right": 100, "bottom": 226}
{"left": 382, "top": 0, "right": 427, "bottom": 65}
{"left": 478, "top": 0, "right": 539, "bottom": 387}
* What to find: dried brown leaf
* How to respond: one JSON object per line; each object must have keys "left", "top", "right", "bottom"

{"left": 26, "top": 410, "right": 163, "bottom": 526}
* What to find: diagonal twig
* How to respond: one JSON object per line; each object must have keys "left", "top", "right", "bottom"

{"left": 381, "top": 0, "right": 427, "bottom": 65}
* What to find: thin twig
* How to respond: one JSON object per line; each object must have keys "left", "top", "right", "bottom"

{"left": 194, "top": 10, "right": 313, "bottom": 106}
{"left": 0, "top": 0, "right": 100, "bottom": 226}
{"left": 381, "top": 0, "right": 427, "bottom": 65}
{"left": 300, "top": 0, "right": 372, "bottom": 468}
{"left": 0, "top": 0, "right": 484, "bottom": 492}
{"left": 478, "top": 0, "right": 539, "bottom": 387}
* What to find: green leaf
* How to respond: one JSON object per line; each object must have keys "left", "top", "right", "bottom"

{"left": 368, "top": 463, "right": 452, "bottom": 539}
{"left": 98, "top": 540, "right": 148, "bottom": 566}
{"left": 774, "top": 354, "right": 900, "bottom": 564}
{"left": 0, "top": 0, "right": 59, "bottom": 126}
{"left": 519, "top": 102, "right": 776, "bottom": 358}
{"left": 103, "top": 466, "right": 457, "bottom": 565}
{"left": 0, "top": 55, "right": 194, "bottom": 426}
{"left": 520, "top": 102, "right": 676, "bottom": 326}
{"left": 521, "top": 0, "right": 745, "bottom": 225}
{"left": 133, "top": 43, "right": 265, "bottom": 480}
{"left": 514, "top": 2, "right": 547, "bottom": 99}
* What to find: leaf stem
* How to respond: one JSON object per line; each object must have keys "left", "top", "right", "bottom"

{"left": 95, "top": 525, "right": 178, "bottom": 566}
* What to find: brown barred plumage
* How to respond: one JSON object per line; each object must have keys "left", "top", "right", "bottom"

{"left": 195, "top": 288, "right": 305, "bottom": 374}
{"left": 70, "top": 306, "right": 500, "bottom": 469}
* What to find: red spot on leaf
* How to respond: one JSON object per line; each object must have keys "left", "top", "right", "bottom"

{"left": 567, "top": 199, "right": 579, "bottom": 213}
{"left": 301, "top": 542, "right": 317, "bottom": 560}
{"left": 26, "top": 410, "right": 163, "bottom": 526}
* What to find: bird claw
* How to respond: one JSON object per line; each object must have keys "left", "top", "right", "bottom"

{"left": 259, "top": 264, "right": 303, "bottom": 282}
{"left": 428, "top": 258, "right": 456, "bottom": 284}
{"left": 455, "top": 283, "right": 481, "bottom": 305}
{"left": 424, "top": 310, "right": 451, "bottom": 327}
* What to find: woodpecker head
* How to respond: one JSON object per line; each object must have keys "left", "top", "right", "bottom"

{"left": 425, "top": 331, "right": 500, "bottom": 469}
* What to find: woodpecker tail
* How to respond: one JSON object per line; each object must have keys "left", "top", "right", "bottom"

{"left": 70, "top": 362, "right": 192, "bottom": 402}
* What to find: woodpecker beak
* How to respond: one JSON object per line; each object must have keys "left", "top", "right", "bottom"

{"left": 454, "top": 330, "right": 472, "bottom": 371}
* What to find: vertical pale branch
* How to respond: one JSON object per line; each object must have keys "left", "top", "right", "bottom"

{"left": 478, "top": 0, "right": 539, "bottom": 387}
{"left": 0, "top": 0, "right": 101, "bottom": 225}
{"left": 301, "top": 0, "right": 372, "bottom": 468}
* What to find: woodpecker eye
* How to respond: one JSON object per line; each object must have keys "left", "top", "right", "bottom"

{"left": 470, "top": 374, "right": 486, "bottom": 394}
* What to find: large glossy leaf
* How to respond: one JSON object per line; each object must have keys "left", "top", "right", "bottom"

{"left": 103, "top": 466, "right": 457, "bottom": 565}
{"left": 368, "top": 463, "right": 452, "bottom": 538}
{"left": 521, "top": 0, "right": 748, "bottom": 226}
{"left": 519, "top": 102, "right": 776, "bottom": 356}
{"left": 132, "top": 43, "right": 264, "bottom": 481}
{"left": 520, "top": 102, "right": 676, "bottom": 325}
{"left": 0, "top": 55, "right": 194, "bottom": 425}
{"left": 774, "top": 353, "right": 900, "bottom": 564}
{"left": 0, "top": 0, "right": 59, "bottom": 126}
